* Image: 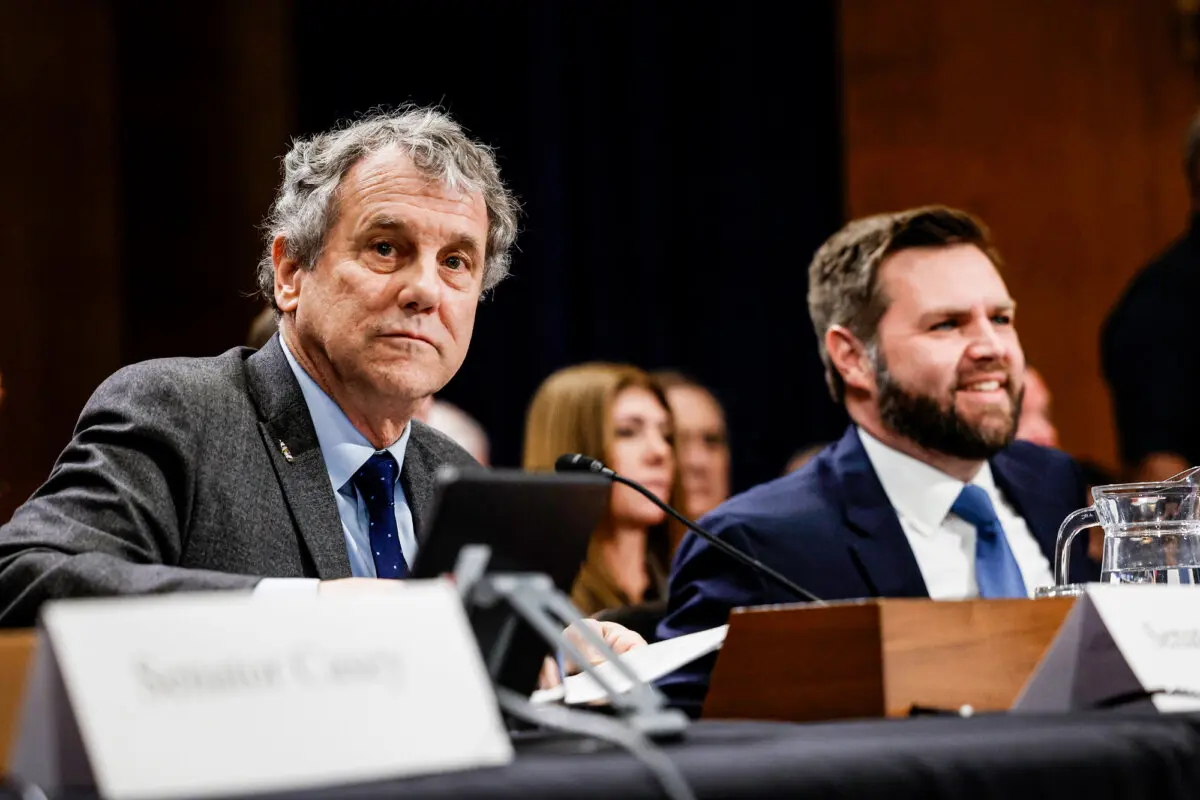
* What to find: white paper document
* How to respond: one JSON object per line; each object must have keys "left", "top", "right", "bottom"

{"left": 532, "top": 624, "right": 728, "bottom": 706}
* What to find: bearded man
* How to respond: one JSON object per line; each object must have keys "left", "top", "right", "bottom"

{"left": 655, "top": 206, "right": 1097, "bottom": 715}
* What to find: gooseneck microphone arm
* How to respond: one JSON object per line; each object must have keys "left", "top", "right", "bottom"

{"left": 554, "top": 454, "right": 825, "bottom": 605}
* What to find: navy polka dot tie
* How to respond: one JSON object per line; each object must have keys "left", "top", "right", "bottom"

{"left": 351, "top": 451, "right": 407, "bottom": 579}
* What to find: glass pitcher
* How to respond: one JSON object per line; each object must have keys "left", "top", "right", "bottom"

{"left": 1044, "top": 481, "right": 1200, "bottom": 596}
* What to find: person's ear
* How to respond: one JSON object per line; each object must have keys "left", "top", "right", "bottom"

{"left": 273, "top": 237, "right": 303, "bottom": 313}
{"left": 826, "top": 325, "right": 876, "bottom": 394}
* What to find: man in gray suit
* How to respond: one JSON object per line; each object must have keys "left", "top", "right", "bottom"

{"left": 0, "top": 107, "right": 551, "bottom": 629}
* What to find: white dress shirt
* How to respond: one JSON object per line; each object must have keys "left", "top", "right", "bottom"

{"left": 856, "top": 427, "right": 1054, "bottom": 599}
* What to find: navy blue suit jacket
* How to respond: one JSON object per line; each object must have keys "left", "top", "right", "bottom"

{"left": 656, "top": 425, "right": 1098, "bottom": 715}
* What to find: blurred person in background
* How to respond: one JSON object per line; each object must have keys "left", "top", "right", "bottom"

{"left": 1014, "top": 366, "right": 1058, "bottom": 448}
{"left": 416, "top": 397, "right": 490, "bottom": 465}
{"left": 1017, "top": 365, "right": 1115, "bottom": 488}
{"left": 1018, "top": 365, "right": 1114, "bottom": 561}
{"left": 246, "top": 306, "right": 278, "bottom": 350}
{"left": 783, "top": 442, "right": 828, "bottom": 474}
{"left": 652, "top": 371, "right": 730, "bottom": 521}
{"left": 1103, "top": 108, "right": 1200, "bottom": 482}
{"left": 524, "top": 363, "right": 683, "bottom": 627}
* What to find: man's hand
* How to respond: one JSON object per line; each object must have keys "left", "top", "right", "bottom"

{"left": 318, "top": 578, "right": 409, "bottom": 595}
{"left": 570, "top": 619, "right": 647, "bottom": 663}
{"left": 537, "top": 620, "right": 648, "bottom": 689}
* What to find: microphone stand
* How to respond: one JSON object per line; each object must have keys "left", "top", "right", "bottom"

{"left": 608, "top": 474, "right": 826, "bottom": 606}
{"left": 451, "top": 545, "right": 689, "bottom": 740}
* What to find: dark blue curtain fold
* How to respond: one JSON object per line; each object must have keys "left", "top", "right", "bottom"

{"left": 295, "top": 0, "right": 848, "bottom": 491}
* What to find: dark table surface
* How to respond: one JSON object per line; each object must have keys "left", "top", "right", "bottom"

{"left": 210, "top": 711, "right": 1200, "bottom": 800}
{"left": 7, "top": 712, "right": 1199, "bottom": 800}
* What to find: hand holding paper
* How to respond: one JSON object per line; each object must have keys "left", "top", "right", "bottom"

{"left": 537, "top": 619, "right": 649, "bottom": 689}
{"left": 534, "top": 625, "right": 728, "bottom": 705}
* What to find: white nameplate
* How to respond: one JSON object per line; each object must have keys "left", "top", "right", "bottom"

{"left": 12, "top": 582, "right": 513, "bottom": 799}
{"left": 1015, "top": 584, "right": 1200, "bottom": 713}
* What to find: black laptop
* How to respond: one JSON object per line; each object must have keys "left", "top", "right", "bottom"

{"left": 412, "top": 466, "right": 610, "bottom": 695}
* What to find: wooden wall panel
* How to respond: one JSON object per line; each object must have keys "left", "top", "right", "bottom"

{"left": 0, "top": 2, "right": 122, "bottom": 520}
{"left": 841, "top": 0, "right": 1200, "bottom": 471}
{"left": 0, "top": 2, "right": 293, "bottom": 523}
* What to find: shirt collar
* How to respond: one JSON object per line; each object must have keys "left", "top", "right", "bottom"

{"left": 279, "top": 335, "right": 410, "bottom": 492}
{"left": 856, "top": 426, "right": 997, "bottom": 533}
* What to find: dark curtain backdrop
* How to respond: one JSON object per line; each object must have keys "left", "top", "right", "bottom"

{"left": 293, "top": 0, "right": 848, "bottom": 492}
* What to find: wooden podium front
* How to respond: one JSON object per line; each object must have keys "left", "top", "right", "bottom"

{"left": 0, "top": 630, "right": 35, "bottom": 774}
{"left": 702, "top": 597, "right": 1074, "bottom": 722}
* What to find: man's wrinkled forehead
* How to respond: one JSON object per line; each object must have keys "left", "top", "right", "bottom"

{"left": 330, "top": 147, "right": 489, "bottom": 243}
{"left": 343, "top": 147, "right": 484, "bottom": 209}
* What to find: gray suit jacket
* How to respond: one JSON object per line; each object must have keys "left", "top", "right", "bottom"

{"left": 0, "top": 335, "right": 479, "bottom": 627}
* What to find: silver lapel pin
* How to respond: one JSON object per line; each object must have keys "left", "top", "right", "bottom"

{"left": 278, "top": 440, "right": 294, "bottom": 463}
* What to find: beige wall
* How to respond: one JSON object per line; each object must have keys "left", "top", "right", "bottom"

{"left": 841, "top": 0, "right": 1200, "bottom": 471}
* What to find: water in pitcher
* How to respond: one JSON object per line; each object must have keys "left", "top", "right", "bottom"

{"left": 1101, "top": 522, "right": 1200, "bottom": 584}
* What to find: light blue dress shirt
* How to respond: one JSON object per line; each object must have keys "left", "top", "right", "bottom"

{"left": 279, "top": 339, "right": 418, "bottom": 576}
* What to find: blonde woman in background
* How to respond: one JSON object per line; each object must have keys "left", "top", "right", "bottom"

{"left": 523, "top": 363, "right": 683, "bottom": 620}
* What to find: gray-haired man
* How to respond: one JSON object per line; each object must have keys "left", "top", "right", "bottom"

{"left": 0, "top": 106, "right": 632, "bottom": 655}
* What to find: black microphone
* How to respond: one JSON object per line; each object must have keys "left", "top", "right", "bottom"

{"left": 554, "top": 453, "right": 616, "bottom": 477}
{"left": 554, "top": 453, "right": 824, "bottom": 605}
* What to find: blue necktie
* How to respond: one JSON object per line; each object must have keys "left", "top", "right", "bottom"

{"left": 951, "top": 485, "right": 1026, "bottom": 598}
{"left": 350, "top": 451, "right": 408, "bottom": 579}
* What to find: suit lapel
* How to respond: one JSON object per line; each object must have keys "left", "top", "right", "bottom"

{"left": 246, "top": 335, "right": 353, "bottom": 579}
{"left": 401, "top": 423, "right": 439, "bottom": 543}
{"left": 832, "top": 427, "right": 929, "bottom": 598}
{"left": 990, "top": 451, "right": 1057, "bottom": 561}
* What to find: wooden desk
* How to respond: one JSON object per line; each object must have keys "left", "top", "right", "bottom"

{"left": 704, "top": 597, "right": 1075, "bottom": 722}
{"left": 0, "top": 630, "right": 35, "bottom": 773}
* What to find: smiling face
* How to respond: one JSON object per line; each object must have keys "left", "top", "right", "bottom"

{"left": 274, "top": 146, "right": 489, "bottom": 426}
{"left": 868, "top": 243, "right": 1025, "bottom": 459}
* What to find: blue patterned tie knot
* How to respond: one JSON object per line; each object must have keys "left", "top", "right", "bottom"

{"left": 951, "top": 484, "right": 1026, "bottom": 599}
{"left": 350, "top": 451, "right": 407, "bottom": 579}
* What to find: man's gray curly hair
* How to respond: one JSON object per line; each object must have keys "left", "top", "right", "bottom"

{"left": 256, "top": 105, "right": 519, "bottom": 307}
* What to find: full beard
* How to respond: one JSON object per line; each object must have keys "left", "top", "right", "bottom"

{"left": 874, "top": 354, "right": 1023, "bottom": 461}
